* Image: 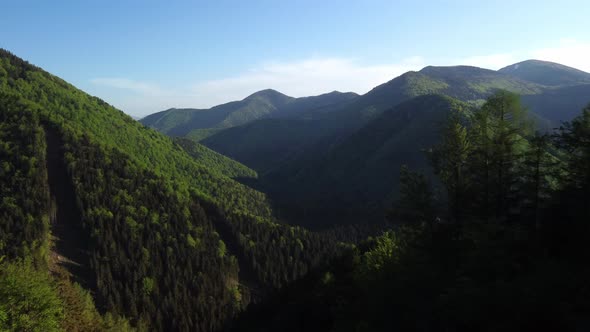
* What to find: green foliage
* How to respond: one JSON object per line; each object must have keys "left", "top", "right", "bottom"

{"left": 0, "top": 49, "right": 273, "bottom": 223}
{"left": 0, "top": 50, "right": 352, "bottom": 331}
{"left": 357, "top": 231, "right": 399, "bottom": 276}
{"left": 0, "top": 92, "right": 50, "bottom": 261}
{"left": 174, "top": 137, "right": 257, "bottom": 179}
{"left": 233, "top": 97, "right": 590, "bottom": 332}
{"left": 430, "top": 110, "right": 471, "bottom": 221}
{"left": 0, "top": 260, "right": 64, "bottom": 331}
{"left": 555, "top": 104, "right": 590, "bottom": 190}
{"left": 388, "top": 166, "right": 436, "bottom": 224}
{"left": 141, "top": 89, "right": 294, "bottom": 135}
{"left": 468, "top": 90, "right": 532, "bottom": 219}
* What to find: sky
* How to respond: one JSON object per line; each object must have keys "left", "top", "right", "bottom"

{"left": 1, "top": 0, "right": 589, "bottom": 117}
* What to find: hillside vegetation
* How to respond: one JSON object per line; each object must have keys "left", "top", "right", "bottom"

{"left": 0, "top": 49, "right": 352, "bottom": 331}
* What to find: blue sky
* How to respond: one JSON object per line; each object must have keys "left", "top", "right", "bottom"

{"left": 1, "top": 0, "right": 589, "bottom": 116}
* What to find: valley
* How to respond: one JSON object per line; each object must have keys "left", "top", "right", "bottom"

{"left": 1, "top": 45, "right": 590, "bottom": 331}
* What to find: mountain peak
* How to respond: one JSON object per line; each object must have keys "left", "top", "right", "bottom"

{"left": 245, "top": 89, "right": 291, "bottom": 100}
{"left": 499, "top": 59, "right": 590, "bottom": 86}
{"left": 419, "top": 65, "right": 496, "bottom": 77}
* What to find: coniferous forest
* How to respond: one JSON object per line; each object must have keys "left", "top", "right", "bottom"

{"left": 1, "top": 35, "right": 590, "bottom": 332}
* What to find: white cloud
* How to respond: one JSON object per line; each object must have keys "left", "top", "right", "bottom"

{"left": 89, "top": 39, "right": 590, "bottom": 117}
{"left": 187, "top": 57, "right": 427, "bottom": 107}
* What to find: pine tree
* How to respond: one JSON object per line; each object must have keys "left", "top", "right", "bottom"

{"left": 519, "top": 133, "right": 557, "bottom": 227}
{"left": 388, "top": 166, "right": 436, "bottom": 224}
{"left": 469, "top": 91, "right": 532, "bottom": 220}
{"left": 553, "top": 104, "right": 590, "bottom": 220}
{"left": 430, "top": 110, "right": 471, "bottom": 223}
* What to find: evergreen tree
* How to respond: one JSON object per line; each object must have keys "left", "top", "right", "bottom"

{"left": 388, "top": 166, "right": 436, "bottom": 224}
{"left": 469, "top": 90, "right": 531, "bottom": 220}
{"left": 519, "top": 133, "right": 557, "bottom": 227}
{"left": 431, "top": 110, "right": 471, "bottom": 223}
{"left": 553, "top": 104, "right": 590, "bottom": 220}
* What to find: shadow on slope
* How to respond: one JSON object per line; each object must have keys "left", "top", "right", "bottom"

{"left": 45, "top": 126, "right": 95, "bottom": 295}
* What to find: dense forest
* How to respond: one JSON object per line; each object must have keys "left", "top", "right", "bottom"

{"left": 232, "top": 92, "right": 590, "bottom": 331}
{"left": 0, "top": 50, "right": 359, "bottom": 331}
{"left": 1, "top": 47, "right": 590, "bottom": 331}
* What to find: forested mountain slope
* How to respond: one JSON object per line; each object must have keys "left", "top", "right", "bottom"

{"left": 194, "top": 61, "right": 590, "bottom": 228}
{"left": 262, "top": 95, "right": 471, "bottom": 227}
{"left": 232, "top": 96, "right": 590, "bottom": 332}
{"left": 0, "top": 49, "right": 348, "bottom": 331}
{"left": 196, "top": 63, "right": 555, "bottom": 175}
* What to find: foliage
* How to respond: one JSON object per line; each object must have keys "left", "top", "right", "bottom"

{"left": 233, "top": 96, "right": 590, "bottom": 332}
{"left": 174, "top": 137, "right": 257, "bottom": 179}
{"left": 0, "top": 93, "right": 50, "bottom": 261}
{"left": 0, "top": 49, "right": 352, "bottom": 331}
{"left": 0, "top": 260, "right": 64, "bottom": 331}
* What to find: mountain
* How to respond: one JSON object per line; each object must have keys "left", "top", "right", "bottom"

{"left": 199, "top": 65, "right": 547, "bottom": 175}
{"left": 0, "top": 49, "right": 345, "bottom": 330}
{"left": 140, "top": 89, "right": 357, "bottom": 138}
{"left": 521, "top": 84, "right": 590, "bottom": 123}
{"left": 201, "top": 118, "right": 331, "bottom": 174}
{"left": 499, "top": 59, "right": 590, "bottom": 86}
{"left": 140, "top": 89, "right": 293, "bottom": 136}
{"left": 173, "top": 137, "right": 258, "bottom": 179}
{"left": 198, "top": 62, "right": 590, "bottom": 227}
{"left": 261, "top": 95, "right": 469, "bottom": 226}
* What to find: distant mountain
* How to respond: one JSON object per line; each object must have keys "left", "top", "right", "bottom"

{"left": 147, "top": 60, "right": 590, "bottom": 227}
{"left": 261, "top": 95, "right": 469, "bottom": 226}
{"left": 319, "top": 65, "right": 542, "bottom": 128}
{"left": 499, "top": 59, "right": 590, "bottom": 86}
{"left": 520, "top": 84, "right": 590, "bottom": 124}
{"left": 140, "top": 89, "right": 357, "bottom": 137}
{"left": 200, "top": 65, "right": 548, "bottom": 174}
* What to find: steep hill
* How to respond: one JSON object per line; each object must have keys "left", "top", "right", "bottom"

{"left": 0, "top": 49, "right": 344, "bottom": 330}
{"left": 499, "top": 59, "right": 590, "bottom": 86}
{"left": 173, "top": 137, "right": 258, "bottom": 179}
{"left": 262, "top": 95, "right": 470, "bottom": 227}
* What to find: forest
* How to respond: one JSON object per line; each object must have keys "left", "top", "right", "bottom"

{"left": 0, "top": 47, "right": 589, "bottom": 332}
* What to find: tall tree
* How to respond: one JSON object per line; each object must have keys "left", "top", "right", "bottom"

{"left": 388, "top": 166, "right": 436, "bottom": 224}
{"left": 469, "top": 90, "right": 532, "bottom": 220}
{"left": 430, "top": 110, "right": 471, "bottom": 223}
{"left": 553, "top": 104, "right": 590, "bottom": 220}
{"left": 519, "top": 133, "right": 556, "bottom": 227}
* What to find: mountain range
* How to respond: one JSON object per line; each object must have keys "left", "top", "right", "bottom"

{"left": 141, "top": 58, "right": 590, "bottom": 226}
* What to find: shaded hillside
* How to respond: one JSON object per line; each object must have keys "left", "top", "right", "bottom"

{"left": 201, "top": 118, "right": 331, "bottom": 173}
{"left": 232, "top": 100, "right": 590, "bottom": 332}
{"left": 200, "top": 64, "right": 552, "bottom": 176}
{"left": 263, "top": 95, "right": 469, "bottom": 227}
{"left": 173, "top": 137, "right": 258, "bottom": 179}
{"left": 521, "top": 84, "right": 590, "bottom": 123}
{"left": 45, "top": 126, "right": 93, "bottom": 291}
{"left": 499, "top": 59, "right": 590, "bottom": 86}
